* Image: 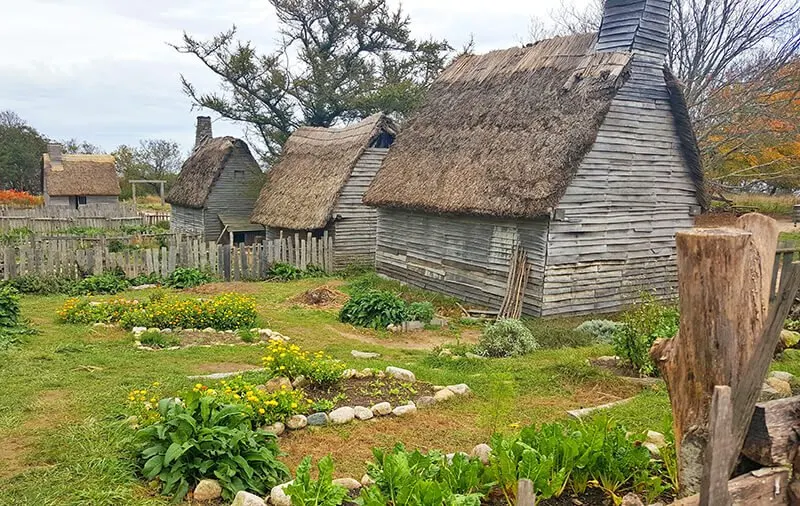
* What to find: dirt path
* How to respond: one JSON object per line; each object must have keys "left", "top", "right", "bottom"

{"left": 329, "top": 326, "right": 479, "bottom": 350}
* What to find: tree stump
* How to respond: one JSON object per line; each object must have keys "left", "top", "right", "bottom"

{"left": 650, "top": 214, "right": 779, "bottom": 495}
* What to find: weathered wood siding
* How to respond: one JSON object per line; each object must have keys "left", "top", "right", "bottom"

{"left": 46, "top": 196, "right": 70, "bottom": 207}
{"left": 331, "top": 148, "right": 387, "bottom": 269}
{"left": 170, "top": 205, "right": 205, "bottom": 236}
{"left": 596, "top": 0, "right": 670, "bottom": 59}
{"left": 85, "top": 196, "right": 119, "bottom": 206}
{"left": 375, "top": 209, "right": 549, "bottom": 314}
{"left": 542, "top": 53, "right": 699, "bottom": 316}
{"left": 202, "top": 146, "right": 263, "bottom": 242}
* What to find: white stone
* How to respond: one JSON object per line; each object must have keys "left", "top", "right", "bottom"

{"left": 434, "top": 388, "right": 456, "bottom": 402}
{"left": 392, "top": 403, "right": 417, "bottom": 417}
{"left": 438, "top": 349, "right": 453, "bottom": 357}
{"left": 470, "top": 443, "right": 492, "bottom": 465}
{"left": 131, "top": 284, "right": 157, "bottom": 290}
{"left": 269, "top": 481, "right": 293, "bottom": 506}
{"left": 329, "top": 406, "right": 355, "bottom": 424}
{"left": 351, "top": 350, "right": 381, "bottom": 359}
{"left": 292, "top": 375, "right": 310, "bottom": 388}
{"left": 258, "top": 328, "right": 273, "bottom": 336}
{"left": 286, "top": 415, "right": 308, "bottom": 430}
{"left": 147, "top": 327, "right": 160, "bottom": 333}
{"left": 433, "top": 385, "right": 446, "bottom": 391}
{"left": 643, "top": 442, "right": 661, "bottom": 459}
{"left": 447, "top": 384, "right": 471, "bottom": 396}
{"left": 193, "top": 479, "right": 222, "bottom": 502}
{"left": 265, "top": 376, "right": 293, "bottom": 393}
{"left": 770, "top": 371, "right": 796, "bottom": 383}
{"left": 161, "top": 328, "right": 172, "bottom": 333}
{"left": 386, "top": 366, "right": 416, "bottom": 382}
{"left": 404, "top": 321, "right": 425, "bottom": 331}
{"left": 231, "top": 490, "right": 267, "bottom": 506}
{"left": 342, "top": 368, "right": 358, "bottom": 380}
{"left": 646, "top": 430, "right": 666, "bottom": 448}
{"left": 360, "top": 474, "right": 376, "bottom": 487}
{"left": 202, "top": 327, "right": 216, "bottom": 333}
{"left": 370, "top": 402, "right": 392, "bottom": 416}
{"left": 263, "top": 422, "right": 285, "bottom": 436}
{"left": 621, "top": 493, "right": 645, "bottom": 506}
{"left": 332, "top": 477, "right": 362, "bottom": 490}
{"left": 132, "top": 326, "right": 147, "bottom": 334}
{"left": 354, "top": 406, "right": 374, "bottom": 420}
{"left": 355, "top": 368, "right": 374, "bottom": 379}
{"left": 416, "top": 396, "right": 436, "bottom": 408}
{"left": 465, "top": 352, "right": 486, "bottom": 360}
{"left": 767, "top": 376, "right": 793, "bottom": 397}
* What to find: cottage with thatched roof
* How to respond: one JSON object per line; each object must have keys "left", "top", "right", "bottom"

{"left": 251, "top": 113, "right": 397, "bottom": 269}
{"left": 41, "top": 143, "right": 120, "bottom": 208}
{"left": 167, "top": 117, "right": 264, "bottom": 244}
{"left": 364, "top": 0, "right": 704, "bottom": 317}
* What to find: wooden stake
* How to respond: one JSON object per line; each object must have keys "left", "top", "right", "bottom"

{"left": 517, "top": 478, "right": 535, "bottom": 506}
{"left": 700, "top": 386, "right": 734, "bottom": 506}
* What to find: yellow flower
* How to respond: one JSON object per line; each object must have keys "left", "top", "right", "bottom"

{"left": 291, "top": 402, "right": 297, "bottom": 409}
{"left": 258, "top": 408, "right": 266, "bottom": 415}
{"left": 195, "top": 383, "right": 203, "bottom": 389}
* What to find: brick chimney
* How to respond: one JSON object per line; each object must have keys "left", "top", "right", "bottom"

{"left": 195, "top": 116, "right": 212, "bottom": 147}
{"left": 595, "top": 0, "right": 671, "bottom": 59}
{"left": 47, "top": 142, "right": 63, "bottom": 163}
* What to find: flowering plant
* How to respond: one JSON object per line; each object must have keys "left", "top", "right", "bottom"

{"left": 262, "top": 341, "right": 345, "bottom": 384}
{"left": 0, "top": 190, "right": 43, "bottom": 208}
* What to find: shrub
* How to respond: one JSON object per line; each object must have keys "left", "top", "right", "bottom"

{"left": 70, "top": 271, "right": 129, "bottom": 295}
{"left": 0, "top": 190, "right": 42, "bottom": 208}
{"left": 138, "top": 330, "right": 180, "bottom": 349}
{"left": 262, "top": 341, "right": 345, "bottom": 384}
{"left": 406, "top": 301, "right": 435, "bottom": 323}
{"left": 0, "top": 227, "right": 33, "bottom": 245}
{"left": 575, "top": 319, "right": 624, "bottom": 343}
{"left": 129, "top": 272, "right": 162, "bottom": 287}
{"left": 1, "top": 273, "right": 76, "bottom": 294}
{"left": 339, "top": 290, "right": 408, "bottom": 329}
{"left": 268, "top": 263, "right": 304, "bottom": 281}
{"left": 134, "top": 395, "right": 289, "bottom": 501}
{"left": 163, "top": 267, "right": 214, "bottom": 289}
{"left": 475, "top": 318, "right": 539, "bottom": 357}
{"left": 0, "top": 285, "right": 21, "bottom": 328}
{"left": 612, "top": 293, "right": 679, "bottom": 376}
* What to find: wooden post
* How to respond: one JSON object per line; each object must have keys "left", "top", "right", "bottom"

{"left": 700, "top": 386, "right": 734, "bottom": 506}
{"left": 517, "top": 479, "right": 535, "bottom": 506}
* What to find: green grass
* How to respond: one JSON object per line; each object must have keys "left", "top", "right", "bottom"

{"left": 0, "top": 279, "right": 669, "bottom": 505}
{"left": 719, "top": 193, "right": 798, "bottom": 216}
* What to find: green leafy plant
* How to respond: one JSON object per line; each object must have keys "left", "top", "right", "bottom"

{"left": 268, "top": 263, "right": 304, "bottom": 281}
{"left": 0, "top": 285, "right": 21, "bottom": 328}
{"left": 575, "top": 320, "right": 623, "bottom": 343}
{"left": 138, "top": 330, "right": 181, "bottom": 349}
{"left": 475, "top": 318, "right": 539, "bottom": 358}
{"left": 238, "top": 328, "right": 258, "bottom": 343}
{"left": 0, "top": 273, "right": 76, "bottom": 295}
{"left": 135, "top": 395, "right": 289, "bottom": 501}
{"left": 339, "top": 290, "right": 408, "bottom": 329}
{"left": 70, "top": 271, "right": 130, "bottom": 295}
{"left": 286, "top": 456, "right": 348, "bottom": 506}
{"left": 310, "top": 398, "right": 336, "bottom": 412}
{"left": 612, "top": 293, "right": 679, "bottom": 376}
{"left": 129, "top": 272, "right": 162, "bottom": 287}
{"left": 262, "top": 341, "right": 345, "bottom": 385}
{"left": 406, "top": 301, "right": 435, "bottom": 323}
{"left": 163, "top": 267, "right": 214, "bottom": 289}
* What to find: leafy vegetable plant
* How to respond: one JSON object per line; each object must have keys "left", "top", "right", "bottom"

{"left": 406, "top": 301, "right": 435, "bottom": 323}
{"left": 286, "top": 456, "right": 349, "bottom": 506}
{"left": 164, "top": 267, "right": 214, "bottom": 289}
{"left": 611, "top": 292, "right": 679, "bottom": 376}
{"left": 339, "top": 290, "right": 408, "bottom": 329}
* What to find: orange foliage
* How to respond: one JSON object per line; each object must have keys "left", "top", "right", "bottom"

{"left": 0, "top": 190, "right": 44, "bottom": 208}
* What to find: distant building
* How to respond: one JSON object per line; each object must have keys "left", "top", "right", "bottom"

{"left": 251, "top": 113, "right": 397, "bottom": 269}
{"left": 41, "top": 143, "right": 120, "bottom": 208}
{"left": 166, "top": 117, "right": 264, "bottom": 244}
{"left": 364, "top": 0, "right": 705, "bottom": 317}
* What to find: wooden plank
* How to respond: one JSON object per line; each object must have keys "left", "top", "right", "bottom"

{"left": 700, "top": 386, "right": 733, "bottom": 506}
{"left": 517, "top": 479, "right": 535, "bottom": 506}
{"left": 673, "top": 468, "right": 789, "bottom": 506}
{"left": 742, "top": 396, "right": 800, "bottom": 467}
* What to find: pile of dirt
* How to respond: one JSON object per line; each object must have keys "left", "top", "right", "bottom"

{"left": 303, "top": 376, "right": 436, "bottom": 409}
{"left": 291, "top": 285, "right": 348, "bottom": 308}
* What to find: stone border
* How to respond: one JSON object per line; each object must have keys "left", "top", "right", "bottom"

{"left": 131, "top": 327, "right": 289, "bottom": 351}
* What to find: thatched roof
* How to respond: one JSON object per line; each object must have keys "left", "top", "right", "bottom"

{"left": 43, "top": 153, "right": 120, "bottom": 196}
{"left": 167, "top": 137, "right": 260, "bottom": 209}
{"left": 364, "top": 33, "right": 640, "bottom": 218}
{"left": 250, "top": 113, "right": 398, "bottom": 229}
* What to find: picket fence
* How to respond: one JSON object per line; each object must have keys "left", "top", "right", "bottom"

{"left": 0, "top": 233, "right": 334, "bottom": 281}
{"left": 0, "top": 204, "right": 169, "bottom": 233}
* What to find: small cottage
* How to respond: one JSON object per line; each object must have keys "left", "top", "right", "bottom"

{"left": 167, "top": 117, "right": 264, "bottom": 244}
{"left": 41, "top": 143, "right": 120, "bottom": 207}
{"left": 364, "top": 0, "right": 704, "bottom": 317}
{"left": 250, "top": 113, "right": 397, "bottom": 269}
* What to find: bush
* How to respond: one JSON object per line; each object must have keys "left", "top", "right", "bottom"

{"left": 612, "top": 293, "right": 679, "bottom": 376}
{"left": 476, "top": 318, "right": 539, "bottom": 357}
{"left": 134, "top": 395, "right": 289, "bottom": 501}
{"left": 0, "top": 285, "right": 21, "bottom": 328}
{"left": 406, "top": 301, "right": 435, "bottom": 323}
{"left": 268, "top": 263, "right": 304, "bottom": 281}
{"left": 0, "top": 227, "right": 33, "bottom": 245}
{"left": 163, "top": 267, "right": 214, "bottom": 289}
{"left": 70, "top": 271, "right": 129, "bottom": 295}
{"left": 1, "top": 273, "right": 76, "bottom": 294}
{"left": 575, "top": 319, "right": 623, "bottom": 343}
{"left": 262, "top": 341, "right": 345, "bottom": 384}
{"left": 129, "top": 272, "right": 162, "bottom": 287}
{"left": 339, "top": 290, "right": 408, "bottom": 329}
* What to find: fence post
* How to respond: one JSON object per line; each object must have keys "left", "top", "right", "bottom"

{"left": 517, "top": 479, "right": 535, "bottom": 506}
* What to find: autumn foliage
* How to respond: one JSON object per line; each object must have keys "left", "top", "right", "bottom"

{"left": 0, "top": 190, "right": 43, "bottom": 208}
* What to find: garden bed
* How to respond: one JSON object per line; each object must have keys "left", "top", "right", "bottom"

{"left": 303, "top": 374, "right": 437, "bottom": 409}
{"left": 134, "top": 328, "right": 281, "bottom": 350}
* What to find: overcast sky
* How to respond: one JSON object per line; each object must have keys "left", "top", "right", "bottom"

{"left": 0, "top": 0, "right": 569, "bottom": 154}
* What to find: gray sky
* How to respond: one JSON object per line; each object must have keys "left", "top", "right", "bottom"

{"left": 0, "top": 0, "right": 564, "bottom": 154}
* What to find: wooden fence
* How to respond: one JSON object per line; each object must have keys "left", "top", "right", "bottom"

{"left": 0, "top": 203, "right": 169, "bottom": 233}
{"left": 0, "top": 233, "right": 334, "bottom": 281}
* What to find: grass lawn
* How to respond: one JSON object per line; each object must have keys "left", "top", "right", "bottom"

{"left": 0, "top": 277, "right": 723, "bottom": 505}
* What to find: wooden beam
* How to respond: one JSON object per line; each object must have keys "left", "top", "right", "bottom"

{"left": 742, "top": 396, "right": 800, "bottom": 467}
{"left": 673, "top": 468, "right": 789, "bottom": 506}
{"left": 701, "top": 386, "right": 734, "bottom": 506}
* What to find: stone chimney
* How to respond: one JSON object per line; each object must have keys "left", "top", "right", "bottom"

{"left": 47, "top": 143, "right": 63, "bottom": 163}
{"left": 195, "top": 116, "right": 212, "bottom": 147}
{"left": 595, "top": 0, "right": 671, "bottom": 59}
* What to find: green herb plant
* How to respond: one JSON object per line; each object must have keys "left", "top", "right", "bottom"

{"left": 339, "top": 290, "right": 408, "bottom": 329}
{"left": 285, "top": 456, "right": 348, "bottom": 506}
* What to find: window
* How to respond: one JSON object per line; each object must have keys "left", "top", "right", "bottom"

{"left": 77, "top": 196, "right": 87, "bottom": 205}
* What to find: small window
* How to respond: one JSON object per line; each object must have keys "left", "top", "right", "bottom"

{"left": 77, "top": 196, "right": 87, "bottom": 206}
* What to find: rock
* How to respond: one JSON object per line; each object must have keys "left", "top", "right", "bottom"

{"left": 269, "top": 482, "right": 293, "bottom": 506}
{"left": 761, "top": 382, "right": 783, "bottom": 401}
{"left": 354, "top": 406, "right": 374, "bottom": 420}
{"left": 307, "top": 412, "right": 329, "bottom": 426}
{"left": 161, "top": 328, "right": 172, "bottom": 333}
{"left": 332, "top": 477, "right": 362, "bottom": 490}
{"left": 404, "top": 321, "right": 425, "bottom": 331}
{"left": 265, "top": 376, "right": 293, "bottom": 393}
{"left": 193, "top": 479, "right": 222, "bottom": 502}
{"left": 354, "top": 368, "right": 373, "bottom": 379}
{"left": 387, "top": 323, "right": 400, "bottom": 332}
{"left": 263, "top": 422, "right": 285, "bottom": 436}
{"left": 329, "top": 406, "right": 355, "bottom": 424}
{"left": 131, "top": 283, "right": 157, "bottom": 290}
{"left": 351, "top": 350, "right": 381, "bottom": 359}
{"left": 447, "top": 384, "right": 471, "bottom": 396}
{"left": 342, "top": 368, "right": 358, "bottom": 380}
{"left": 465, "top": 352, "right": 486, "bottom": 360}
{"left": 433, "top": 385, "right": 446, "bottom": 391}
{"left": 770, "top": 370, "right": 796, "bottom": 383}
{"left": 202, "top": 327, "right": 216, "bottom": 333}
{"left": 434, "top": 388, "right": 456, "bottom": 403}
{"left": 430, "top": 317, "right": 448, "bottom": 328}
{"left": 147, "top": 327, "right": 160, "bottom": 333}
{"left": 470, "top": 443, "right": 492, "bottom": 465}
{"left": 132, "top": 326, "right": 147, "bottom": 334}
{"left": 292, "top": 375, "right": 310, "bottom": 389}
{"left": 438, "top": 349, "right": 453, "bottom": 358}
{"left": 361, "top": 474, "right": 376, "bottom": 487}
{"left": 445, "top": 452, "right": 468, "bottom": 464}
{"left": 370, "top": 402, "right": 392, "bottom": 416}
{"left": 392, "top": 403, "right": 417, "bottom": 417}
{"left": 620, "top": 493, "right": 644, "bottom": 506}
{"left": 416, "top": 396, "right": 436, "bottom": 408}
{"left": 287, "top": 414, "right": 308, "bottom": 430}
{"left": 767, "top": 376, "right": 793, "bottom": 397}
{"left": 386, "top": 366, "right": 416, "bottom": 382}
{"left": 645, "top": 430, "right": 666, "bottom": 448}
{"left": 258, "top": 328, "right": 273, "bottom": 336}
{"left": 781, "top": 330, "right": 800, "bottom": 348}
{"left": 231, "top": 490, "right": 267, "bottom": 506}
{"left": 643, "top": 442, "right": 661, "bottom": 459}
{"left": 594, "top": 356, "right": 619, "bottom": 367}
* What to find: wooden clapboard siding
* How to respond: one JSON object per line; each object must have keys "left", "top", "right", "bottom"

{"left": 542, "top": 53, "right": 697, "bottom": 317}
{"left": 331, "top": 148, "right": 387, "bottom": 269}
{"left": 170, "top": 205, "right": 205, "bottom": 236}
{"left": 596, "top": 0, "right": 671, "bottom": 59}
{"left": 375, "top": 209, "right": 548, "bottom": 314}
{"left": 203, "top": 147, "right": 263, "bottom": 242}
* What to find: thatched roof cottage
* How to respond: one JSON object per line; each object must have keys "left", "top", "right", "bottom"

{"left": 364, "top": 0, "right": 704, "bottom": 317}
{"left": 167, "top": 117, "right": 264, "bottom": 244}
{"left": 251, "top": 113, "right": 397, "bottom": 269}
{"left": 42, "top": 143, "right": 120, "bottom": 208}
